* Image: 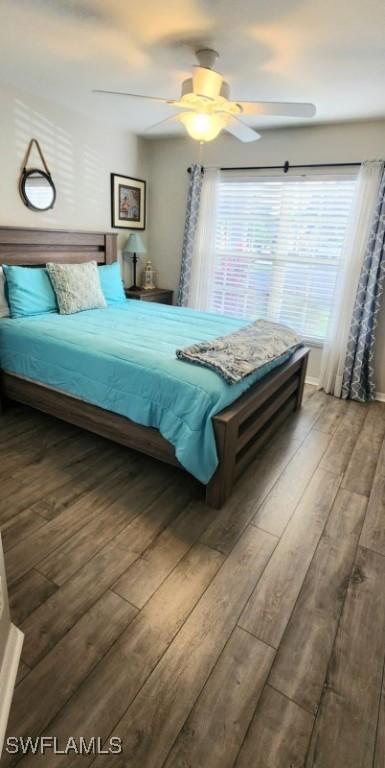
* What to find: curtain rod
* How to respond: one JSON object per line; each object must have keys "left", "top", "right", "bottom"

{"left": 221, "top": 161, "right": 361, "bottom": 172}
{"left": 187, "top": 161, "right": 361, "bottom": 174}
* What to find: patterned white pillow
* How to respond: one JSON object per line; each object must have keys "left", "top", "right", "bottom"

{"left": 47, "top": 261, "right": 107, "bottom": 315}
{"left": 0, "top": 266, "right": 10, "bottom": 317}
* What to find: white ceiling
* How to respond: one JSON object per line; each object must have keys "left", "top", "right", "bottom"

{"left": 1, "top": 0, "right": 385, "bottom": 137}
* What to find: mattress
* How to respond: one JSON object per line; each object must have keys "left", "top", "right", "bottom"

{"left": 0, "top": 301, "right": 292, "bottom": 483}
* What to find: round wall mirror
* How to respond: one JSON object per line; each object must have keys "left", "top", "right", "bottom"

{"left": 20, "top": 168, "right": 56, "bottom": 212}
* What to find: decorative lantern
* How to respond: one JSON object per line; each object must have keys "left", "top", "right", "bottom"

{"left": 141, "top": 260, "right": 157, "bottom": 290}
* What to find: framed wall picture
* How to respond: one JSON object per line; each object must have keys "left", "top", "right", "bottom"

{"left": 111, "top": 174, "right": 146, "bottom": 230}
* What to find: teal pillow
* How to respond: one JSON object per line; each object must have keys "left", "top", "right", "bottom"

{"left": 98, "top": 263, "right": 126, "bottom": 305}
{"left": 3, "top": 265, "right": 57, "bottom": 318}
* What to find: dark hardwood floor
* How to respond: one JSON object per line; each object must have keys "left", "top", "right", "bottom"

{"left": 1, "top": 387, "right": 385, "bottom": 767}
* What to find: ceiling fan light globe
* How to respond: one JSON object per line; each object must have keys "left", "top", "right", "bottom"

{"left": 179, "top": 112, "right": 227, "bottom": 142}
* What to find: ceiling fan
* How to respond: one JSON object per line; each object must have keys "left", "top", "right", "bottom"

{"left": 93, "top": 49, "right": 316, "bottom": 143}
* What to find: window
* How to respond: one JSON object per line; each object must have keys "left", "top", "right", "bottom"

{"left": 210, "top": 169, "right": 357, "bottom": 343}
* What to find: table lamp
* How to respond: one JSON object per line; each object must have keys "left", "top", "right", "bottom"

{"left": 123, "top": 233, "right": 146, "bottom": 291}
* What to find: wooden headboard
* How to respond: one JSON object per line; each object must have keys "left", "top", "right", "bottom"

{"left": 0, "top": 226, "right": 117, "bottom": 266}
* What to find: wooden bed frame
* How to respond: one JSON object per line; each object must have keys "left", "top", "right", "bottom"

{"left": 0, "top": 226, "right": 309, "bottom": 508}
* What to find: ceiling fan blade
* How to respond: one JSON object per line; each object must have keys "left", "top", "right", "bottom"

{"left": 225, "top": 116, "right": 261, "bottom": 143}
{"left": 92, "top": 89, "right": 175, "bottom": 105}
{"left": 144, "top": 114, "right": 182, "bottom": 134}
{"left": 238, "top": 101, "right": 316, "bottom": 118}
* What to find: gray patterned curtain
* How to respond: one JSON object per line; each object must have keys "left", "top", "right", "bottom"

{"left": 177, "top": 164, "right": 203, "bottom": 307}
{"left": 342, "top": 169, "right": 385, "bottom": 401}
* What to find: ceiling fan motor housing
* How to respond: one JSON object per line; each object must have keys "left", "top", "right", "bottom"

{"left": 181, "top": 73, "right": 230, "bottom": 100}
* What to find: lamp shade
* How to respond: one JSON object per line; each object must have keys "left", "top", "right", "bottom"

{"left": 123, "top": 233, "right": 146, "bottom": 255}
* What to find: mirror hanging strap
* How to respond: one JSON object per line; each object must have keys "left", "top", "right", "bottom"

{"left": 21, "top": 138, "right": 52, "bottom": 177}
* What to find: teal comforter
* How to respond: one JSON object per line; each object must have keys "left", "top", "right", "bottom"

{"left": 0, "top": 301, "right": 292, "bottom": 483}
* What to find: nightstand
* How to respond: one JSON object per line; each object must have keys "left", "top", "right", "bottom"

{"left": 124, "top": 288, "right": 173, "bottom": 305}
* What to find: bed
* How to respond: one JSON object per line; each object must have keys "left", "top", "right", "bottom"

{"left": 0, "top": 226, "right": 309, "bottom": 508}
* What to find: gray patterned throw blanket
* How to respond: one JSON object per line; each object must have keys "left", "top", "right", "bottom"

{"left": 176, "top": 319, "right": 302, "bottom": 384}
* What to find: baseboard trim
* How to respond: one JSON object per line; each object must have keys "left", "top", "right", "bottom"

{"left": 305, "top": 377, "right": 385, "bottom": 403}
{"left": 305, "top": 376, "right": 319, "bottom": 387}
{"left": 0, "top": 624, "right": 24, "bottom": 757}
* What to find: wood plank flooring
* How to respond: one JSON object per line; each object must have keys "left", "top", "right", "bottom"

{"left": 1, "top": 387, "right": 385, "bottom": 768}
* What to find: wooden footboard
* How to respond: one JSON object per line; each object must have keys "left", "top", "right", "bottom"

{"left": 205, "top": 347, "right": 309, "bottom": 508}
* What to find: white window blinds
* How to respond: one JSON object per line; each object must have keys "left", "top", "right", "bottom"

{"left": 210, "top": 169, "right": 357, "bottom": 343}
